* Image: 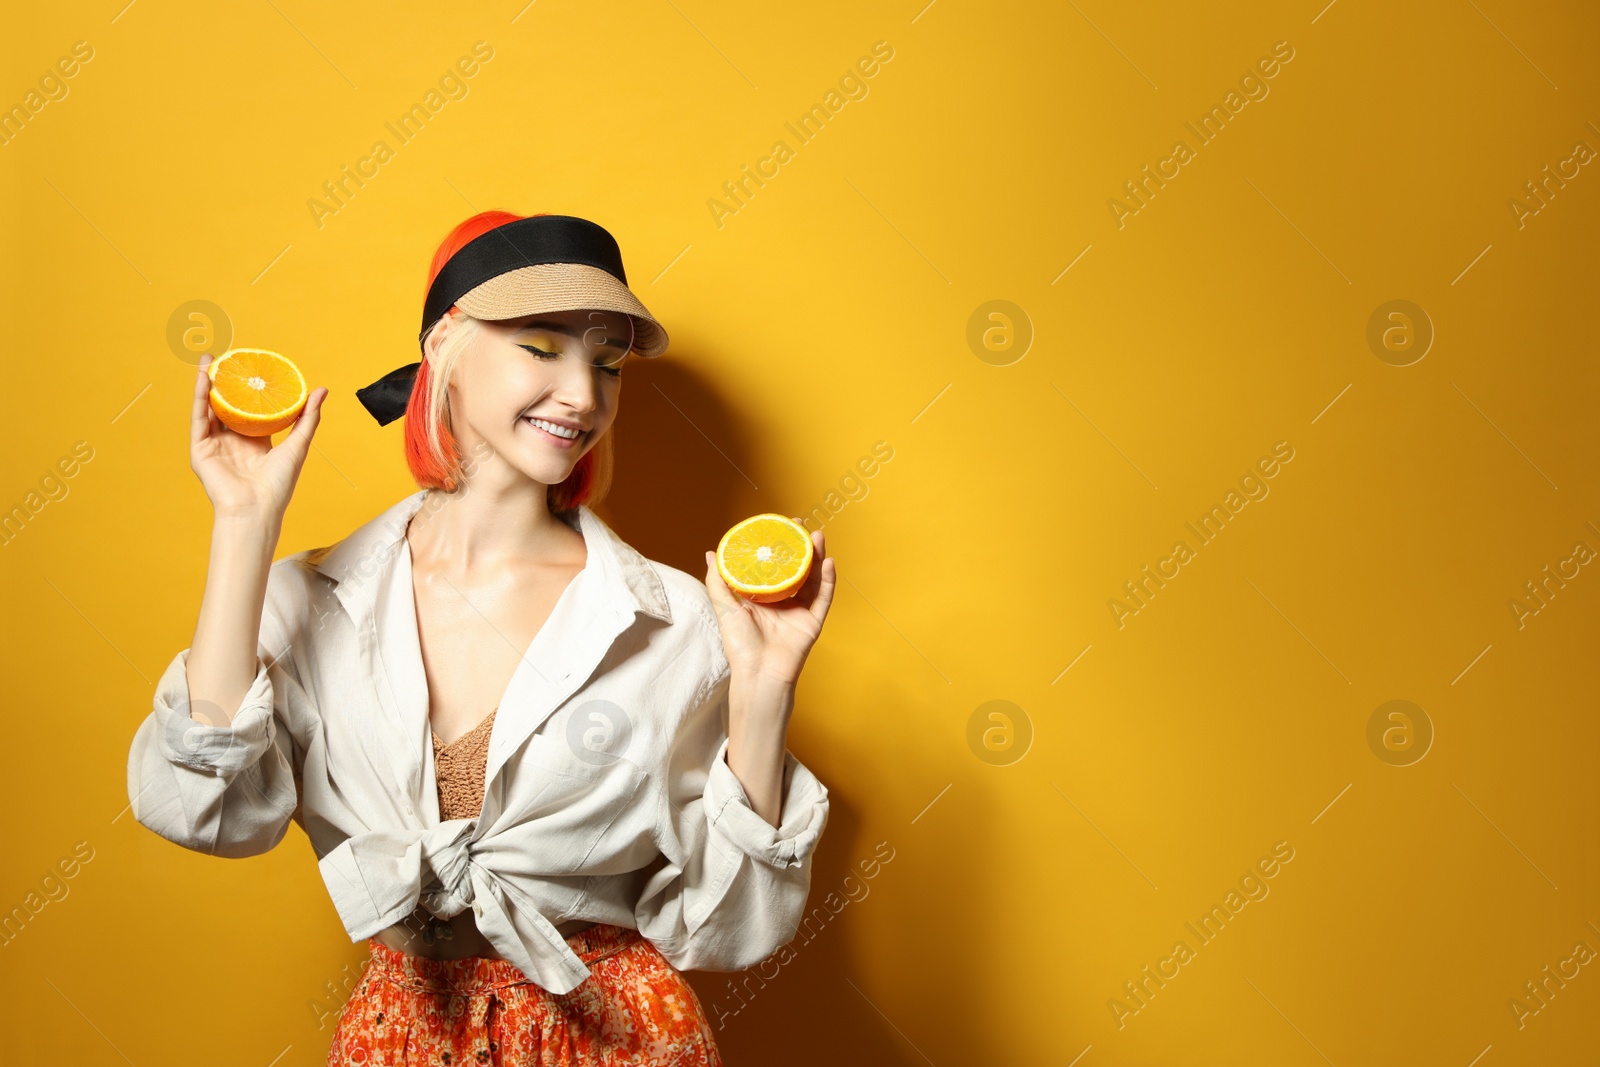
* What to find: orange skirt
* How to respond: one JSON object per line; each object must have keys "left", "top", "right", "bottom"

{"left": 326, "top": 924, "right": 723, "bottom": 1066}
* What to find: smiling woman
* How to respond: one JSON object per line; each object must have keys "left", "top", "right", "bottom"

{"left": 389, "top": 212, "right": 661, "bottom": 505}
{"left": 130, "top": 207, "right": 837, "bottom": 1067}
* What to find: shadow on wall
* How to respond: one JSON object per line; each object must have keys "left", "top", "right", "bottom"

{"left": 597, "top": 350, "right": 754, "bottom": 579}
{"left": 691, "top": 770, "right": 1002, "bottom": 1066}
{"left": 601, "top": 352, "right": 989, "bottom": 1062}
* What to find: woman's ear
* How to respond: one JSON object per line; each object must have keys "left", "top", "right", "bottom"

{"left": 423, "top": 307, "right": 461, "bottom": 364}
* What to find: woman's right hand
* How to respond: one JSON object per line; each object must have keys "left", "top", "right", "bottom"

{"left": 190, "top": 354, "right": 329, "bottom": 520}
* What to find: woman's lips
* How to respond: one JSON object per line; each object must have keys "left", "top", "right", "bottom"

{"left": 523, "top": 416, "right": 582, "bottom": 448}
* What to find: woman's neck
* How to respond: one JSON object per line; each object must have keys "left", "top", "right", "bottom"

{"left": 407, "top": 484, "right": 581, "bottom": 573}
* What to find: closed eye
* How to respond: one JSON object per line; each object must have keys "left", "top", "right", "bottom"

{"left": 519, "top": 345, "right": 622, "bottom": 377}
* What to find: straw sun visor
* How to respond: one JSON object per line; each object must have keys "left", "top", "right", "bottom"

{"left": 452, "top": 262, "right": 670, "bottom": 358}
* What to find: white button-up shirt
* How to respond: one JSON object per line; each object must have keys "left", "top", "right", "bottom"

{"left": 126, "top": 490, "right": 830, "bottom": 994}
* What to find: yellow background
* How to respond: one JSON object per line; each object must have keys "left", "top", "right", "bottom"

{"left": 3, "top": 1, "right": 1598, "bottom": 1063}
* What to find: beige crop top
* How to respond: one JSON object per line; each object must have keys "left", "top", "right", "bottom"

{"left": 431, "top": 708, "right": 496, "bottom": 820}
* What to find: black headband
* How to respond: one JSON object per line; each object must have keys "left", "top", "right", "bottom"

{"left": 354, "top": 215, "right": 629, "bottom": 427}
{"left": 418, "top": 214, "right": 629, "bottom": 346}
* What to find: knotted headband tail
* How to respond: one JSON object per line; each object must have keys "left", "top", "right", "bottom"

{"left": 355, "top": 361, "right": 421, "bottom": 427}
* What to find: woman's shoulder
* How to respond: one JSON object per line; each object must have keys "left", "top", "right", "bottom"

{"left": 626, "top": 559, "right": 733, "bottom": 728}
{"left": 254, "top": 551, "right": 330, "bottom": 648}
{"left": 584, "top": 506, "right": 720, "bottom": 641}
{"left": 639, "top": 556, "right": 722, "bottom": 643}
{"left": 270, "top": 546, "right": 335, "bottom": 591}
{"left": 268, "top": 492, "right": 422, "bottom": 603}
{"left": 618, "top": 544, "right": 726, "bottom": 667}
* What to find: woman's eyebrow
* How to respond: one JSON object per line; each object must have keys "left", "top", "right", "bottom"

{"left": 513, "top": 320, "right": 631, "bottom": 350}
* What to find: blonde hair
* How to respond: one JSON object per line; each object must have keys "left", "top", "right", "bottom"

{"left": 406, "top": 311, "right": 613, "bottom": 512}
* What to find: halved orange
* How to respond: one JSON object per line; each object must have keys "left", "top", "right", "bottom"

{"left": 206, "top": 348, "right": 308, "bottom": 437}
{"left": 716, "top": 514, "right": 814, "bottom": 603}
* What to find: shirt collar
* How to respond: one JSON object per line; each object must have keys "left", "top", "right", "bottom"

{"left": 305, "top": 490, "right": 672, "bottom": 626}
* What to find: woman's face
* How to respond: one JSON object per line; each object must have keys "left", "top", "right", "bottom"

{"left": 440, "top": 307, "right": 635, "bottom": 488}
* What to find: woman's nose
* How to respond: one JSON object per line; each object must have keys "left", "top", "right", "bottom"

{"left": 552, "top": 349, "right": 602, "bottom": 412}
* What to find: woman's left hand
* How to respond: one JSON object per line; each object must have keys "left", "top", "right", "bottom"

{"left": 703, "top": 521, "right": 836, "bottom": 685}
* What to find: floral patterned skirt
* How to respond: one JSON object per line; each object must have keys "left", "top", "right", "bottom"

{"left": 326, "top": 924, "right": 723, "bottom": 1066}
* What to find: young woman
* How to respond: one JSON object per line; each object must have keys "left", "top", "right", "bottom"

{"left": 126, "top": 211, "right": 836, "bottom": 1065}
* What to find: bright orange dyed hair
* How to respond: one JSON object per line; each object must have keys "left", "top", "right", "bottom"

{"left": 404, "top": 210, "right": 610, "bottom": 512}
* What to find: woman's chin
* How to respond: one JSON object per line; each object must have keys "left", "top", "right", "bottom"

{"left": 516, "top": 458, "right": 578, "bottom": 486}
{"left": 510, "top": 440, "right": 582, "bottom": 483}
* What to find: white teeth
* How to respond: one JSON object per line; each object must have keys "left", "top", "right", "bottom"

{"left": 526, "top": 416, "right": 580, "bottom": 439}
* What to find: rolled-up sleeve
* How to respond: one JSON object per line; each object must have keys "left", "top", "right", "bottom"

{"left": 633, "top": 666, "right": 830, "bottom": 973}
{"left": 125, "top": 562, "right": 308, "bottom": 859}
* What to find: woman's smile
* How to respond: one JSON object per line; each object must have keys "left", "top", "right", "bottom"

{"left": 521, "top": 414, "right": 585, "bottom": 448}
